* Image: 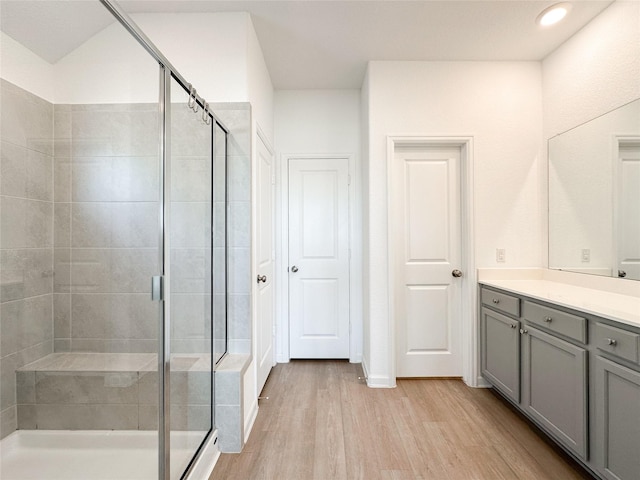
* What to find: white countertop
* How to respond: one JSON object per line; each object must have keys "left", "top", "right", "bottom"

{"left": 479, "top": 278, "right": 640, "bottom": 329}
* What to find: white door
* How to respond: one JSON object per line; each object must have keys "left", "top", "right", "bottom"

{"left": 616, "top": 140, "right": 640, "bottom": 280}
{"left": 289, "top": 158, "right": 350, "bottom": 358}
{"left": 392, "top": 145, "right": 462, "bottom": 377}
{"left": 256, "top": 136, "right": 275, "bottom": 394}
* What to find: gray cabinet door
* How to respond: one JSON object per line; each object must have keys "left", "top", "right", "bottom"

{"left": 595, "top": 356, "right": 640, "bottom": 480}
{"left": 481, "top": 307, "right": 520, "bottom": 402}
{"left": 522, "top": 326, "right": 588, "bottom": 460}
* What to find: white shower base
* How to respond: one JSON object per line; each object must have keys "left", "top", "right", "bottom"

{"left": 0, "top": 430, "right": 207, "bottom": 480}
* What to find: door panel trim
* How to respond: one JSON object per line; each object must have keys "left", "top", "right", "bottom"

{"left": 387, "top": 136, "right": 476, "bottom": 386}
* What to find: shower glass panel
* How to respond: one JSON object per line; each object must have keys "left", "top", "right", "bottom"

{"left": 214, "top": 121, "right": 228, "bottom": 364}
{"left": 168, "top": 76, "right": 213, "bottom": 478}
{"left": 0, "top": 1, "right": 161, "bottom": 479}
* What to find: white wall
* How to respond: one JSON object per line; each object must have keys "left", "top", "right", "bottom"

{"left": 0, "top": 31, "right": 54, "bottom": 101}
{"left": 273, "top": 89, "right": 362, "bottom": 363}
{"left": 360, "top": 69, "right": 371, "bottom": 378}
{"left": 542, "top": 1, "right": 640, "bottom": 139}
{"left": 134, "top": 13, "right": 249, "bottom": 105}
{"left": 53, "top": 21, "right": 158, "bottom": 104}
{"left": 247, "top": 15, "right": 274, "bottom": 142}
{"left": 363, "top": 61, "right": 543, "bottom": 386}
{"left": 275, "top": 90, "right": 360, "bottom": 153}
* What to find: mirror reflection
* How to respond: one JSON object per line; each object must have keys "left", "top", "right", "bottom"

{"left": 549, "top": 99, "right": 640, "bottom": 281}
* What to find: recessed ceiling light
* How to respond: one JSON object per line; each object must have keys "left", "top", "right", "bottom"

{"left": 537, "top": 3, "right": 572, "bottom": 27}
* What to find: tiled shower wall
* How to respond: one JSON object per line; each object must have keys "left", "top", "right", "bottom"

{"left": 0, "top": 79, "right": 55, "bottom": 439}
{"left": 52, "top": 103, "right": 161, "bottom": 353}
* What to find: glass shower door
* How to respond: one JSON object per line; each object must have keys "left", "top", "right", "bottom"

{"left": 167, "top": 76, "right": 214, "bottom": 478}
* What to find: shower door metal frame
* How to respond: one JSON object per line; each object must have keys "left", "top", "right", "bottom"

{"left": 98, "top": 1, "right": 229, "bottom": 479}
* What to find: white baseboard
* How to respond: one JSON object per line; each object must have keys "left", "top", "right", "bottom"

{"left": 361, "top": 359, "right": 396, "bottom": 388}
{"left": 472, "top": 376, "right": 492, "bottom": 388}
{"left": 243, "top": 399, "right": 259, "bottom": 443}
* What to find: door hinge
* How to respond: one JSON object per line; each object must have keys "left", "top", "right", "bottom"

{"left": 347, "top": 174, "right": 351, "bottom": 185}
{"left": 151, "top": 275, "right": 164, "bottom": 301}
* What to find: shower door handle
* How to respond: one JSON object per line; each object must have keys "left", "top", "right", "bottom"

{"left": 151, "top": 276, "right": 164, "bottom": 301}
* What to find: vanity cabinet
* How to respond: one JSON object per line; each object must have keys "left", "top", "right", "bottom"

{"left": 481, "top": 307, "right": 520, "bottom": 402}
{"left": 521, "top": 325, "right": 588, "bottom": 459}
{"left": 593, "top": 319, "right": 640, "bottom": 480}
{"left": 481, "top": 287, "right": 588, "bottom": 460}
{"left": 480, "top": 284, "right": 640, "bottom": 480}
{"left": 594, "top": 357, "right": 640, "bottom": 480}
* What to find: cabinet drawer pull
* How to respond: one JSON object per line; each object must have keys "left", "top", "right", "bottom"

{"left": 520, "top": 328, "right": 528, "bottom": 335}
{"left": 510, "top": 324, "right": 517, "bottom": 329}
{"left": 544, "top": 316, "right": 553, "bottom": 323}
{"left": 606, "top": 338, "right": 617, "bottom": 346}
{"left": 492, "top": 298, "right": 500, "bottom": 304}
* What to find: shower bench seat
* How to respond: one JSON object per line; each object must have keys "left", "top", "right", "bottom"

{"left": 15, "top": 352, "right": 211, "bottom": 432}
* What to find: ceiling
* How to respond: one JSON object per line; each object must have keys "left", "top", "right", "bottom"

{"left": 0, "top": 0, "right": 615, "bottom": 89}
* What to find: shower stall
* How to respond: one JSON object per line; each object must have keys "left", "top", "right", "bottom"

{"left": 0, "top": 1, "right": 230, "bottom": 478}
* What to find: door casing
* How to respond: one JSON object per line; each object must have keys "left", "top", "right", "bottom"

{"left": 387, "top": 136, "right": 477, "bottom": 387}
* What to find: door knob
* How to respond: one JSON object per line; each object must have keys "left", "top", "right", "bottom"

{"left": 257, "top": 274, "right": 267, "bottom": 284}
{"left": 291, "top": 266, "right": 299, "bottom": 273}
{"left": 618, "top": 270, "right": 627, "bottom": 278}
{"left": 452, "top": 269, "right": 463, "bottom": 278}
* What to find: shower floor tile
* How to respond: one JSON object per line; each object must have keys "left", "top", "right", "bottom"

{"left": 0, "top": 430, "right": 206, "bottom": 479}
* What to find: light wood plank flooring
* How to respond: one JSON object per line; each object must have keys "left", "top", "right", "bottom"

{"left": 211, "top": 360, "right": 593, "bottom": 480}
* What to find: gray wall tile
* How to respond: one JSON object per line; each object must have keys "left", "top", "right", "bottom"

{"left": 110, "top": 249, "right": 158, "bottom": 293}
{"left": 26, "top": 148, "right": 53, "bottom": 201}
{"left": 54, "top": 203, "right": 71, "bottom": 247}
{"left": 32, "top": 404, "right": 138, "bottom": 430}
{"left": 0, "top": 355, "right": 18, "bottom": 410}
{"left": 54, "top": 157, "right": 71, "bottom": 202}
{"left": 16, "top": 404, "right": 36, "bottom": 430}
{"left": 171, "top": 156, "right": 211, "bottom": 202}
{"left": 35, "top": 372, "right": 138, "bottom": 404}
{"left": 25, "top": 200, "right": 53, "bottom": 248}
{"left": 71, "top": 202, "right": 112, "bottom": 248}
{"left": 16, "top": 371, "right": 35, "bottom": 404}
{"left": 70, "top": 249, "right": 111, "bottom": 294}
{"left": 53, "top": 248, "right": 71, "bottom": 294}
{"left": 1, "top": 406, "right": 18, "bottom": 439}
{"left": 215, "top": 371, "right": 240, "bottom": 406}
{"left": 1, "top": 197, "right": 27, "bottom": 249}
{"left": 138, "top": 404, "right": 158, "bottom": 430}
{"left": 111, "top": 202, "right": 159, "bottom": 248}
{"left": 215, "top": 404, "right": 242, "bottom": 452}
{"left": 1, "top": 141, "right": 27, "bottom": 197}
{"left": 170, "top": 202, "right": 210, "bottom": 248}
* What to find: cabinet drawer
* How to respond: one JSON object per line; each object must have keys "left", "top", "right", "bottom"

{"left": 523, "top": 301, "right": 586, "bottom": 344}
{"left": 594, "top": 323, "right": 640, "bottom": 365}
{"left": 481, "top": 288, "right": 520, "bottom": 317}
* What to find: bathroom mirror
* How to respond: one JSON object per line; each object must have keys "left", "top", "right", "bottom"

{"left": 549, "top": 99, "right": 640, "bottom": 280}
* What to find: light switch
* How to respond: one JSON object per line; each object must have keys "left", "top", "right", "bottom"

{"left": 581, "top": 249, "right": 590, "bottom": 263}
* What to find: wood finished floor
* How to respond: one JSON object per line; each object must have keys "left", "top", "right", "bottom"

{"left": 211, "top": 360, "right": 593, "bottom": 480}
